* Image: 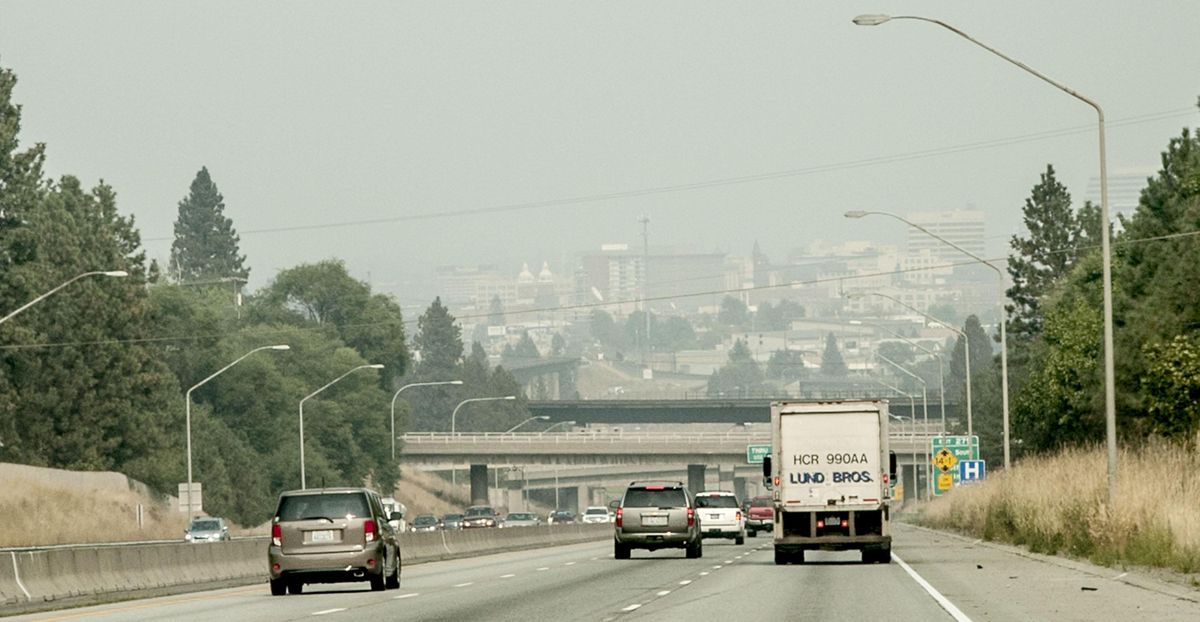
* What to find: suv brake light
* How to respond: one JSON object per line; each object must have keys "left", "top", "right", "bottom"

{"left": 364, "top": 519, "right": 377, "bottom": 543}
{"left": 687, "top": 507, "right": 695, "bottom": 527}
{"left": 615, "top": 507, "right": 623, "bottom": 528}
{"left": 271, "top": 523, "right": 282, "bottom": 547}
{"left": 644, "top": 485, "right": 664, "bottom": 490}
{"left": 736, "top": 511, "right": 742, "bottom": 521}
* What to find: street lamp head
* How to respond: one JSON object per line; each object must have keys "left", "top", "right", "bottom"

{"left": 503, "top": 395, "right": 516, "bottom": 400}
{"left": 852, "top": 14, "right": 892, "bottom": 26}
{"left": 367, "top": 364, "right": 385, "bottom": 369}
{"left": 270, "top": 345, "right": 291, "bottom": 351}
{"left": 844, "top": 210, "right": 868, "bottom": 219}
{"left": 102, "top": 270, "right": 129, "bottom": 277}
{"left": 449, "top": 380, "right": 464, "bottom": 385}
{"left": 536, "top": 416, "right": 550, "bottom": 421}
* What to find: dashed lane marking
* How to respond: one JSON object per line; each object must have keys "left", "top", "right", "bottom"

{"left": 699, "top": 571, "right": 709, "bottom": 576}
{"left": 312, "top": 609, "right": 346, "bottom": 616}
{"left": 656, "top": 590, "right": 671, "bottom": 596}
{"left": 621, "top": 604, "right": 642, "bottom": 612}
{"left": 537, "top": 567, "right": 550, "bottom": 571}
{"left": 394, "top": 593, "right": 419, "bottom": 600}
{"left": 679, "top": 580, "right": 692, "bottom": 585}
{"left": 453, "top": 582, "right": 474, "bottom": 588}
{"left": 565, "top": 562, "right": 576, "bottom": 566}
{"left": 500, "top": 574, "right": 516, "bottom": 578}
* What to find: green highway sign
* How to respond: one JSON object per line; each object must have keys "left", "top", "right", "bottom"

{"left": 931, "top": 436, "right": 978, "bottom": 496}
{"left": 746, "top": 444, "right": 771, "bottom": 464}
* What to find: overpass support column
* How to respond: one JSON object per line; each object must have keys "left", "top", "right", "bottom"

{"left": 576, "top": 485, "right": 589, "bottom": 514}
{"left": 718, "top": 466, "right": 735, "bottom": 492}
{"left": 687, "top": 464, "right": 706, "bottom": 494}
{"left": 733, "top": 477, "right": 748, "bottom": 501}
{"left": 469, "top": 464, "right": 489, "bottom": 506}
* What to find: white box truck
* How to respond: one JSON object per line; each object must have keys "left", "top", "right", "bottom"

{"left": 762, "top": 400, "right": 896, "bottom": 564}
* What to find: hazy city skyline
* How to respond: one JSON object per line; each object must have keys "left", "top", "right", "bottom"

{"left": 2, "top": 1, "right": 1197, "bottom": 308}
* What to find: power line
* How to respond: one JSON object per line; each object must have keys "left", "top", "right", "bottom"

{"left": 6, "top": 228, "right": 1198, "bottom": 352}
{"left": 141, "top": 107, "right": 1196, "bottom": 242}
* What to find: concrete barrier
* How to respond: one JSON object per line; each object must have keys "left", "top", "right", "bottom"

{"left": 0, "top": 524, "right": 611, "bottom": 616}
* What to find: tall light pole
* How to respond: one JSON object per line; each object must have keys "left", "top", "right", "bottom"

{"left": 300, "top": 364, "right": 384, "bottom": 489}
{"left": 848, "top": 291, "right": 973, "bottom": 436}
{"left": 391, "top": 380, "right": 463, "bottom": 460}
{"left": 877, "top": 352, "right": 929, "bottom": 497}
{"left": 539, "top": 420, "right": 577, "bottom": 435}
{"left": 853, "top": 12, "right": 1114, "bottom": 496}
{"left": 504, "top": 415, "right": 549, "bottom": 434}
{"left": 851, "top": 319, "right": 945, "bottom": 434}
{"left": 0, "top": 270, "right": 128, "bottom": 325}
{"left": 450, "top": 396, "right": 516, "bottom": 435}
{"left": 848, "top": 208, "right": 1010, "bottom": 468}
{"left": 185, "top": 344, "right": 289, "bottom": 523}
{"left": 639, "top": 214, "right": 651, "bottom": 362}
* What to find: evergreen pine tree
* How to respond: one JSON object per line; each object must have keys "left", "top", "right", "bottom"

{"left": 820, "top": 333, "right": 847, "bottom": 377}
{"left": 169, "top": 167, "right": 248, "bottom": 281}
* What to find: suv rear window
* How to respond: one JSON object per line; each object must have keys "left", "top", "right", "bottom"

{"left": 277, "top": 493, "right": 370, "bottom": 521}
{"left": 465, "top": 506, "right": 495, "bottom": 517}
{"left": 695, "top": 496, "right": 738, "bottom": 508}
{"left": 624, "top": 488, "right": 687, "bottom": 508}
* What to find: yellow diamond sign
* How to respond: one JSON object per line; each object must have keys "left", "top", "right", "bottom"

{"left": 933, "top": 448, "right": 958, "bottom": 473}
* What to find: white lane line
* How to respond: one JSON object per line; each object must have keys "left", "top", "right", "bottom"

{"left": 500, "top": 573, "right": 516, "bottom": 579}
{"left": 591, "top": 556, "right": 599, "bottom": 560}
{"left": 723, "top": 560, "right": 733, "bottom": 564}
{"left": 679, "top": 580, "right": 692, "bottom": 585}
{"left": 893, "top": 554, "right": 973, "bottom": 622}
{"left": 712, "top": 565, "right": 723, "bottom": 569}
{"left": 394, "top": 593, "right": 419, "bottom": 600}
{"left": 312, "top": 609, "right": 346, "bottom": 616}
{"left": 453, "top": 582, "right": 474, "bottom": 588}
{"left": 699, "top": 571, "right": 710, "bottom": 576}
{"left": 1114, "top": 572, "right": 1128, "bottom": 580}
{"left": 537, "top": 566, "right": 550, "bottom": 571}
{"left": 565, "top": 561, "right": 577, "bottom": 566}
{"left": 622, "top": 604, "right": 642, "bottom": 612}
{"left": 656, "top": 590, "right": 671, "bottom": 596}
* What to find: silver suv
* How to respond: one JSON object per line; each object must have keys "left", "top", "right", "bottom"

{"left": 268, "top": 488, "right": 401, "bottom": 595}
{"left": 614, "top": 481, "right": 702, "bottom": 559}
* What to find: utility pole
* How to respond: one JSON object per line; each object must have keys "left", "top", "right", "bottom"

{"left": 639, "top": 215, "right": 651, "bottom": 363}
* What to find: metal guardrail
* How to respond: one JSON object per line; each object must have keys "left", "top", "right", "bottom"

{"left": 0, "top": 535, "right": 268, "bottom": 554}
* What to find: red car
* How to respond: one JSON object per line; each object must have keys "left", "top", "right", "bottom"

{"left": 746, "top": 495, "right": 774, "bottom": 537}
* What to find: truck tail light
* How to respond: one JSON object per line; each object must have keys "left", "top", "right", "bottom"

{"left": 817, "top": 519, "right": 825, "bottom": 529}
{"left": 773, "top": 476, "right": 780, "bottom": 487}
{"left": 364, "top": 519, "right": 378, "bottom": 543}
{"left": 687, "top": 507, "right": 695, "bottom": 527}
{"left": 840, "top": 519, "right": 849, "bottom": 528}
{"left": 271, "top": 523, "right": 282, "bottom": 547}
{"left": 615, "top": 507, "right": 623, "bottom": 528}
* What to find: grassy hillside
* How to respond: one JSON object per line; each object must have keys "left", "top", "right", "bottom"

{"left": 917, "top": 442, "right": 1200, "bottom": 574}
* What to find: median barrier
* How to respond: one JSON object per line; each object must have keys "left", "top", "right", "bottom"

{"left": 0, "top": 524, "right": 611, "bottom": 615}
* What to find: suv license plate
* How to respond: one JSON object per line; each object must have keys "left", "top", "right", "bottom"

{"left": 642, "top": 516, "right": 668, "bottom": 527}
{"left": 709, "top": 514, "right": 721, "bottom": 520}
{"left": 311, "top": 530, "right": 335, "bottom": 543}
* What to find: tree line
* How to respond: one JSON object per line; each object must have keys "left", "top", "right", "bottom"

{"left": 0, "top": 64, "right": 529, "bottom": 526}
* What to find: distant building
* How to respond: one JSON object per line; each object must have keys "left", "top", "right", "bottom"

{"left": 574, "top": 244, "right": 725, "bottom": 315}
{"left": 905, "top": 210, "right": 986, "bottom": 265}
{"left": 1085, "top": 170, "right": 1154, "bottom": 218}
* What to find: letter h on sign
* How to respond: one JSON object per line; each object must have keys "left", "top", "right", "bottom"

{"left": 959, "top": 460, "right": 985, "bottom": 483}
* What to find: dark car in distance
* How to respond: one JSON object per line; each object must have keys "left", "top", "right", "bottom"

{"left": 461, "top": 505, "right": 501, "bottom": 529}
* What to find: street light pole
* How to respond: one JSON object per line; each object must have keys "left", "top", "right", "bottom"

{"left": 450, "top": 396, "right": 516, "bottom": 435}
{"left": 851, "top": 319, "right": 945, "bottom": 435}
{"left": 390, "top": 380, "right": 463, "bottom": 460}
{"left": 185, "top": 344, "right": 289, "bottom": 523}
{"left": 0, "top": 270, "right": 128, "bottom": 325}
{"left": 848, "top": 291, "right": 972, "bottom": 437}
{"left": 300, "top": 364, "right": 385, "bottom": 489}
{"left": 504, "top": 415, "right": 550, "bottom": 434}
{"left": 876, "top": 352, "right": 929, "bottom": 497}
{"left": 847, "top": 209, "right": 1008, "bottom": 468}
{"left": 853, "top": 11, "right": 1114, "bottom": 497}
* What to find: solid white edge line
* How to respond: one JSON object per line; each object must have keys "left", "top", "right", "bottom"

{"left": 893, "top": 554, "right": 973, "bottom": 622}
{"left": 394, "top": 593, "right": 419, "bottom": 599}
{"left": 312, "top": 608, "right": 347, "bottom": 616}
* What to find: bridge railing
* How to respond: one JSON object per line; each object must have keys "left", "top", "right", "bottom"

{"left": 400, "top": 430, "right": 948, "bottom": 448}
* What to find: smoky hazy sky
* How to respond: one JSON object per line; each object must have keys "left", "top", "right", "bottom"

{"left": 2, "top": 1, "right": 1198, "bottom": 304}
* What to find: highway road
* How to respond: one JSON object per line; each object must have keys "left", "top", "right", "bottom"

{"left": 11, "top": 524, "right": 1198, "bottom": 622}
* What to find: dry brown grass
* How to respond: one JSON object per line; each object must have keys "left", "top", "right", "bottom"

{"left": 918, "top": 442, "right": 1200, "bottom": 573}
{"left": 0, "top": 473, "right": 187, "bottom": 547}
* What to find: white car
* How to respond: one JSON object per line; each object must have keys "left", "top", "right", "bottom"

{"left": 694, "top": 491, "right": 746, "bottom": 545}
{"left": 581, "top": 506, "right": 611, "bottom": 524}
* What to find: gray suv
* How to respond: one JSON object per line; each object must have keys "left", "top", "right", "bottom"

{"left": 613, "top": 481, "right": 702, "bottom": 559}
{"left": 268, "top": 487, "right": 401, "bottom": 595}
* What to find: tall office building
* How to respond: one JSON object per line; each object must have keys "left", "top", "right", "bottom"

{"left": 905, "top": 210, "right": 986, "bottom": 264}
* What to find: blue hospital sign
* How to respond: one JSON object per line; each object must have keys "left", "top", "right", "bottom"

{"left": 958, "top": 460, "right": 986, "bottom": 484}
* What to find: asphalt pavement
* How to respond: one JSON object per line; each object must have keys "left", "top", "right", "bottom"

{"left": 10, "top": 524, "right": 1199, "bottom": 622}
